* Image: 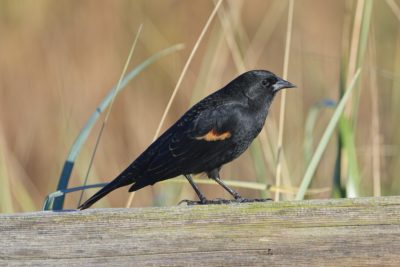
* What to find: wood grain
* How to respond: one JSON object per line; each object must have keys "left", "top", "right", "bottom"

{"left": 1, "top": 196, "right": 400, "bottom": 266}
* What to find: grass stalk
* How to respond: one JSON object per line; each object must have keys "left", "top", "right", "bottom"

{"left": 350, "top": 0, "right": 373, "bottom": 124}
{"left": 0, "top": 123, "right": 39, "bottom": 212}
{"left": 274, "top": 0, "right": 294, "bottom": 201}
{"left": 340, "top": 0, "right": 372, "bottom": 198}
{"left": 245, "top": 1, "right": 288, "bottom": 66}
{"left": 0, "top": 105, "right": 41, "bottom": 212}
{"left": 368, "top": 29, "right": 382, "bottom": 197}
{"left": 304, "top": 100, "right": 336, "bottom": 164}
{"left": 0, "top": 131, "right": 13, "bottom": 213}
{"left": 216, "top": 0, "right": 245, "bottom": 72}
{"left": 332, "top": 2, "right": 354, "bottom": 199}
{"left": 388, "top": 23, "right": 400, "bottom": 194}
{"left": 386, "top": 0, "right": 400, "bottom": 21}
{"left": 346, "top": 0, "right": 365, "bottom": 88}
{"left": 339, "top": 116, "right": 361, "bottom": 197}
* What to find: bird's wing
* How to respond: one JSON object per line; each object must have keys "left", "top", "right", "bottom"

{"left": 141, "top": 102, "right": 242, "bottom": 180}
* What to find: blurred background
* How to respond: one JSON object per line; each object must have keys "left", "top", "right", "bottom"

{"left": 0, "top": 0, "right": 399, "bottom": 213}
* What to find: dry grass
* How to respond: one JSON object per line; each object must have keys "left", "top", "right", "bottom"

{"left": 274, "top": 0, "right": 294, "bottom": 201}
{"left": 0, "top": 0, "right": 399, "bottom": 212}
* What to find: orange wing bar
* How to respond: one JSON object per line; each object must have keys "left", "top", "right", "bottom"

{"left": 195, "top": 129, "right": 231, "bottom": 141}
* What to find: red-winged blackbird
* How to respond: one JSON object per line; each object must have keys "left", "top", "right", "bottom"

{"left": 79, "top": 70, "right": 295, "bottom": 209}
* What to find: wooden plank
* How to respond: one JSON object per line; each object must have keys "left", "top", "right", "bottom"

{"left": 1, "top": 196, "right": 400, "bottom": 266}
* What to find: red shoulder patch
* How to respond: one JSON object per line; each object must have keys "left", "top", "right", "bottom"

{"left": 195, "top": 129, "right": 231, "bottom": 141}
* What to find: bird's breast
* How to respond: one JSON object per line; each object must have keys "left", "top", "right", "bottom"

{"left": 234, "top": 107, "right": 267, "bottom": 137}
{"left": 227, "top": 111, "right": 267, "bottom": 156}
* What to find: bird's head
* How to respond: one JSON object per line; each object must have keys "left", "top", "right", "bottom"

{"left": 238, "top": 70, "right": 296, "bottom": 102}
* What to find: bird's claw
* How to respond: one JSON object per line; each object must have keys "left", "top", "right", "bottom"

{"left": 178, "top": 199, "right": 197, "bottom": 205}
{"left": 179, "top": 198, "right": 272, "bottom": 205}
{"left": 234, "top": 198, "right": 272, "bottom": 203}
{"left": 179, "top": 198, "right": 231, "bottom": 205}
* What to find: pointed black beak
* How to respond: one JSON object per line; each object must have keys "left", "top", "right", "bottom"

{"left": 273, "top": 79, "right": 296, "bottom": 92}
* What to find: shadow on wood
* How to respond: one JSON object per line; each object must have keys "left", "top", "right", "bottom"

{"left": 1, "top": 196, "right": 400, "bottom": 266}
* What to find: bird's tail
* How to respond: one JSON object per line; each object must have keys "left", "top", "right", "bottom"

{"left": 78, "top": 174, "right": 133, "bottom": 210}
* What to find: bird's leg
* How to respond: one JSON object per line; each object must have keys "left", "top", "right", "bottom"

{"left": 183, "top": 174, "right": 207, "bottom": 204}
{"left": 180, "top": 174, "right": 232, "bottom": 205}
{"left": 212, "top": 175, "right": 242, "bottom": 200}
{"left": 213, "top": 178, "right": 272, "bottom": 203}
{"left": 211, "top": 172, "right": 272, "bottom": 203}
{"left": 181, "top": 173, "right": 271, "bottom": 205}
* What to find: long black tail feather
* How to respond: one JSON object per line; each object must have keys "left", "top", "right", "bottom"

{"left": 78, "top": 175, "right": 133, "bottom": 210}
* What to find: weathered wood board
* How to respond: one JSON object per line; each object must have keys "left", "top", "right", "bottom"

{"left": 1, "top": 196, "right": 400, "bottom": 266}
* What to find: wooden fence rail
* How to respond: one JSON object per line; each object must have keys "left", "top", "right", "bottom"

{"left": 1, "top": 196, "right": 400, "bottom": 266}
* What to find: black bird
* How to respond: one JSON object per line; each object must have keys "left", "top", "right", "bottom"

{"left": 79, "top": 70, "right": 295, "bottom": 209}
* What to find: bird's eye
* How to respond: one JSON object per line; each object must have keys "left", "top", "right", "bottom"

{"left": 262, "top": 79, "right": 268, "bottom": 86}
{"left": 262, "top": 77, "right": 276, "bottom": 86}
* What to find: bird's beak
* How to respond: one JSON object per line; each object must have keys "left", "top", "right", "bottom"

{"left": 273, "top": 79, "right": 296, "bottom": 92}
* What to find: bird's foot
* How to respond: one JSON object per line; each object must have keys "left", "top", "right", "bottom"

{"left": 179, "top": 198, "right": 272, "bottom": 205}
{"left": 233, "top": 198, "right": 272, "bottom": 203}
{"left": 179, "top": 198, "right": 234, "bottom": 205}
{"left": 178, "top": 199, "right": 201, "bottom": 205}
